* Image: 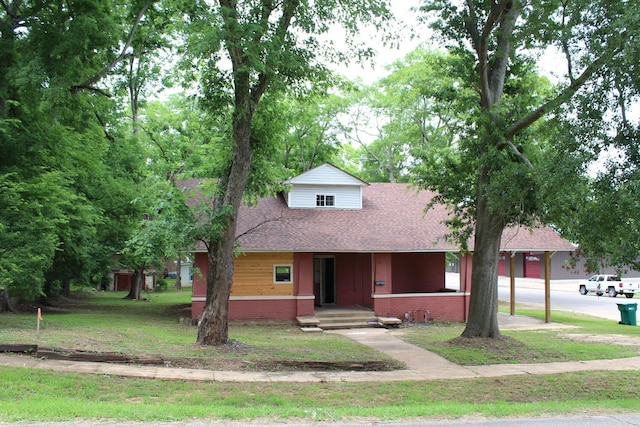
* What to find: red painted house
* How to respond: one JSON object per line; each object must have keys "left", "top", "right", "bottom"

{"left": 191, "top": 164, "right": 574, "bottom": 323}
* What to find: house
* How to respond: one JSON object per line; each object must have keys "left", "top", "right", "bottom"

{"left": 191, "top": 164, "right": 575, "bottom": 323}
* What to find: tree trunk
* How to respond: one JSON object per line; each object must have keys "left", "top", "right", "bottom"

{"left": 0, "top": 288, "right": 18, "bottom": 313}
{"left": 60, "top": 279, "right": 71, "bottom": 298}
{"left": 196, "top": 111, "right": 253, "bottom": 346}
{"left": 124, "top": 264, "right": 144, "bottom": 300}
{"left": 196, "top": 240, "right": 234, "bottom": 345}
{"left": 462, "top": 169, "right": 506, "bottom": 338}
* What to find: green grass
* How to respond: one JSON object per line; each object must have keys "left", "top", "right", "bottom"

{"left": 1, "top": 290, "right": 640, "bottom": 423}
{"left": 1, "top": 367, "right": 639, "bottom": 423}
{"left": 0, "top": 291, "right": 401, "bottom": 370}
{"left": 400, "top": 309, "right": 640, "bottom": 365}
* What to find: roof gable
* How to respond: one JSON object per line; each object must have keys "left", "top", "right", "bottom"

{"left": 284, "top": 163, "right": 368, "bottom": 187}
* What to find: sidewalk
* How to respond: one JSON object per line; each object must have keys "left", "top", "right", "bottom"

{"left": 1, "top": 314, "right": 639, "bottom": 383}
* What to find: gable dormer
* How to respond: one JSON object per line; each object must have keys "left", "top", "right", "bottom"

{"left": 283, "top": 163, "right": 368, "bottom": 209}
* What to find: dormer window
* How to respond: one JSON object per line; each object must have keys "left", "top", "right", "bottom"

{"left": 316, "top": 194, "right": 335, "bottom": 207}
{"left": 283, "top": 163, "right": 368, "bottom": 209}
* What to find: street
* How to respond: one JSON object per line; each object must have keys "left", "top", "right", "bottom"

{"left": 496, "top": 277, "right": 634, "bottom": 321}
{"left": 447, "top": 273, "right": 639, "bottom": 322}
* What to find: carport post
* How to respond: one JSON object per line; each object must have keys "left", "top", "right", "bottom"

{"left": 510, "top": 253, "right": 516, "bottom": 316}
{"left": 544, "top": 251, "right": 552, "bottom": 323}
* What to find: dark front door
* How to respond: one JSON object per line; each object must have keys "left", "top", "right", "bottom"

{"left": 314, "top": 256, "right": 335, "bottom": 305}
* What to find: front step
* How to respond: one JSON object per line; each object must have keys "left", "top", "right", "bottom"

{"left": 297, "top": 308, "right": 400, "bottom": 331}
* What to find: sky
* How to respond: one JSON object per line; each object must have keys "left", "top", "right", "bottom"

{"left": 333, "top": 0, "right": 427, "bottom": 84}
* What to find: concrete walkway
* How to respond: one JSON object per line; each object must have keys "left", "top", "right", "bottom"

{"left": 1, "top": 313, "right": 639, "bottom": 383}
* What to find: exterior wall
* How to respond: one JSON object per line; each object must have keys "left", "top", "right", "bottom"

{"left": 373, "top": 293, "right": 470, "bottom": 322}
{"left": 113, "top": 272, "right": 133, "bottom": 292}
{"left": 231, "top": 252, "right": 294, "bottom": 296}
{"left": 523, "top": 252, "right": 542, "bottom": 278}
{"left": 228, "top": 298, "right": 301, "bottom": 320}
{"left": 191, "top": 251, "right": 306, "bottom": 320}
{"left": 192, "top": 249, "right": 468, "bottom": 323}
{"left": 180, "top": 263, "right": 193, "bottom": 286}
{"left": 144, "top": 274, "right": 155, "bottom": 290}
{"left": 335, "top": 253, "right": 372, "bottom": 307}
{"left": 286, "top": 184, "right": 362, "bottom": 209}
{"left": 391, "top": 253, "right": 446, "bottom": 293}
{"left": 371, "top": 252, "right": 467, "bottom": 322}
{"left": 494, "top": 251, "right": 640, "bottom": 280}
{"left": 550, "top": 251, "right": 640, "bottom": 279}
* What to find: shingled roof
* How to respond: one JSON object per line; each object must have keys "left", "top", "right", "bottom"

{"left": 196, "top": 182, "right": 575, "bottom": 253}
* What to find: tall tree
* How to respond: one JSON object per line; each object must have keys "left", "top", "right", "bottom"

{"left": 183, "top": 0, "right": 393, "bottom": 345}
{"left": 0, "top": 0, "right": 156, "bottom": 304}
{"left": 418, "top": 0, "right": 640, "bottom": 338}
{"left": 277, "top": 88, "right": 350, "bottom": 174}
{"left": 345, "top": 49, "right": 467, "bottom": 182}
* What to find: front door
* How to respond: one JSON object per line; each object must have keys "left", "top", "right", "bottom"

{"left": 314, "top": 256, "right": 335, "bottom": 305}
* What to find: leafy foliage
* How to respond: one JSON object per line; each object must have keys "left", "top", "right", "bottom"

{"left": 410, "top": 0, "right": 640, "bottom": 337}
{"left": 0, "top": 1, "right": 157, "bottom": 302}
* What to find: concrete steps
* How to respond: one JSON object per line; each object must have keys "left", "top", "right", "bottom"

{"left": 297, "top": 308, "right": 401, "bottom": 331}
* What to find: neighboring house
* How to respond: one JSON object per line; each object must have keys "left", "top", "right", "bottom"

{"left": 179, "top": 261, "right": 193, "bottom": 287}
{"left": 110, "top": 269, "right": 156, "bottom": 291}
{"left": 191, "top": 164, "right": 575, "bottom": 323}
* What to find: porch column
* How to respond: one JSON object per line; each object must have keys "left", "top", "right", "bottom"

{"left": 294, "top": 253, "right": 315, "bottom": 317}
{"left": 459, "top": 253, "right": 473, "bottom": 292}
{"left": 372, "top": 253, "right": 392, "bottom": 316}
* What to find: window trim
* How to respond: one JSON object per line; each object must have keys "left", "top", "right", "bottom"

{"left": 273, "top": 264, "right": 293, "bottom": 284}
{"left": 316, "top": 194, "right": 335, "bottom": 207}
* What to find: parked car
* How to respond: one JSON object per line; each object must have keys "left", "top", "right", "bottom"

{"left": 578, "top": 274, "right": 638, "bottom": 298}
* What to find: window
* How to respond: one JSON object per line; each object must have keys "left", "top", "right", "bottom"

{"left": 316, "top": 194, "right": 335, "bottom": 207}
{"left": 274, "top": 265, "right": 292, "bottom": 283}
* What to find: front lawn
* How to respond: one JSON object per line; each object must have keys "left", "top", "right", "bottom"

{"left": 0, "top": 291, "right": 402, "bottom": 371}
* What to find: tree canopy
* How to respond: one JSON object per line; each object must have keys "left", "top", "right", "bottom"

{"left": 0, "top": 0, "right": 163, "bottom": 303}
{"left": 411, "top": 0, "right": 640, "bottom": 337}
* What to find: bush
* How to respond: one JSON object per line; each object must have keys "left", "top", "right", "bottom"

{"left": 156, "top": 278, "right": 168, "bottom": 292}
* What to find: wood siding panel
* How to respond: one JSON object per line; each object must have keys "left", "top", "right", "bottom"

{"left": 288, "top": 184, "right": 362, "bottom": 209}
{"left": 231, "top": 252, "right": 294, "bottom": 296}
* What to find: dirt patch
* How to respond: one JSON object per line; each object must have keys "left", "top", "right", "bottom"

{"left": 446, "top": 335, "right": 560, "bottom": 363}
{"left": 448, "top": 335, "right": 522, "bottom": 351}
{"left": 2, "top": 340, "right": 399, "bottom": 372}
{"left": 165, "top": 358, "right": 396, "bottom": 371}
{"left": 560, "top": 333, "right": 640, "bottom": 346}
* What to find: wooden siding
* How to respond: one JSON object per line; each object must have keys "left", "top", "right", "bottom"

{"left": 231, "top": 252, "right": 294, "bottom": 296}
{"left": 287, "top": 184, "right": 362, "bottom": 209}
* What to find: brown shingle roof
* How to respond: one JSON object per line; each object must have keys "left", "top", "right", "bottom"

{"left": 217, "top": 183, "right": 575, "bottom": 253}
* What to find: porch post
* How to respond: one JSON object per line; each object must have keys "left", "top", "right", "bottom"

{"left": 545, "top": 251, "right": 551, "bottom": 323}
{"left": 294, "top": 253, "right": 315, "bottom": 317}
{"left": 372, "top": 253, "right": 392, "bottom": 316}
{"left": 510, "top": 253, "right": 516, "bottom": 316}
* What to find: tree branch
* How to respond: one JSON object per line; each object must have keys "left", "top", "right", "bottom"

{"left": 251, "top": 0, "right": 300, "bottom": 104}
{"left": 560, "top": 1, "right": 575, "bottom": 83}
{"left": 505, "top": 43, "right": 624, "bottom": 140}
{"left": 488, "top": 1, "right": 520, "bottom": 106}
{"left": 70, "top": 1, "right": 152, "bottom": 95}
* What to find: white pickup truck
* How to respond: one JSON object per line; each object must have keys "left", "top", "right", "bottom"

{"left": 578, "top": 274, "right": 639, "bottom": 298}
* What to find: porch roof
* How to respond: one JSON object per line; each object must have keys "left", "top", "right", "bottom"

{"left": 195, "top": 182, "right": 574, "bottom": 254}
